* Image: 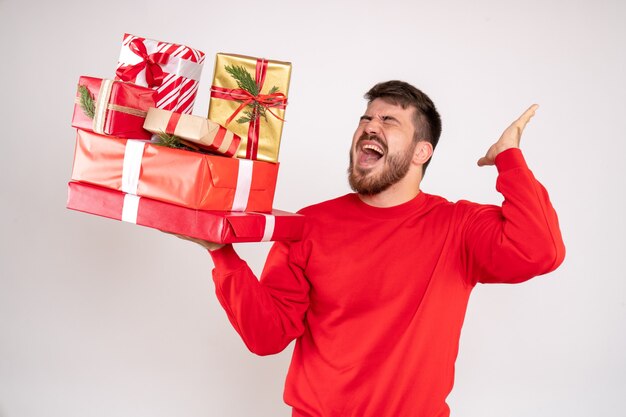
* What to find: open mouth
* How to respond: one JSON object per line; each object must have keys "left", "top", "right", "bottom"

{"left": 363, "top": 143, "right": 384, "bottom": 157}
{"left": 358, "top": 141, "right": 386, "bottom": 165}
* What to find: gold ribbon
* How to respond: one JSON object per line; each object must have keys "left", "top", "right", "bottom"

{"left": 107, "top": 104, "right": 148, "bottom": 118}
{"left": 93, "top": 79, "right": 114, "bottom": 134}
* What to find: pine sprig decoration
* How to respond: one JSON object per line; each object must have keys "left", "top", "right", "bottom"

{"left": 78, "top": 85, "right": 96, "bottom": 119}
{"left": 236, "top": 110, "right": 254, "bottom": 124}
{"left": 153, "top": 132, "right": 213, "bottom": 155}
{"left": 154, "top": 131, "right": 195, "bottom": 151}
{"left": 224, "top": 64, "right": 281, "bottom": 124}
{"left": 225, "top": 65, "right": 259, "bottom": 96}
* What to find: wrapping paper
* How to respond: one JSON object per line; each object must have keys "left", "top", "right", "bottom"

{"left": 115, "top": 33, "right": 205, "bottom": 114}
{"left": 67, "top": 182, "right": 304, "bottom": 243}
{"left": 143, "top": 108, "right": 240, "bottom": 157}
{"left": 208, "top": 53, "right": 291, "bottom": 162}
{"left": 70, "top": 130, "right": 278, "bottom": 212}
{"left": 72, "top": 76, "right": 156, "bottom": 139}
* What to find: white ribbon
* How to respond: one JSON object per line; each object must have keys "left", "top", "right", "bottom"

{"left": 118, "top": 39, "right": 203, "bottom": 83}
{"left": 120, "top": 139, "right": 146, "bottom": 224}
{"left": 121, "top": 140, "right": 146, "bottom": 195}
{"left": 232, "top": 159, "right": 253, "bottom": 211}
{"left": 260, "top": 214, "right": 275, "bottom": 242}
{"left": 121, "top": 194, "right": 141, "bottom": 224}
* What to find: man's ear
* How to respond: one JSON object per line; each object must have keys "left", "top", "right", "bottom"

{"left": 413, "top": 141, "right": 433, "bottom": 166}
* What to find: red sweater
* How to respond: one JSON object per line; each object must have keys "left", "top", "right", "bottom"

{"left": 209, "top": 149, "right": 565, "bottom": 417}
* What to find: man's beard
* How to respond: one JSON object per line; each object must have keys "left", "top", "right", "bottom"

{"left": 348, "top": 134, "right": 416, "bottom": 196}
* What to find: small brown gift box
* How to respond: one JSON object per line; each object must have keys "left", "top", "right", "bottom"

{"left": 144, "top": 108, "right": 241, "bottom": 157}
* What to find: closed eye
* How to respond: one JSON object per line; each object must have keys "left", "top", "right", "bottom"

{"left": 381, "top": 115, "right": 399, "bottom": 124}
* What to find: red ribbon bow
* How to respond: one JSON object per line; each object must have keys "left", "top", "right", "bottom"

{"left": 216, "top": 88, "right": 287, "bottom": 127}
{"left": 210, "top": 59, "right": 288, "bottom": 160}
{"left": 116, "top": 39, "right": 170, "bottom": 87}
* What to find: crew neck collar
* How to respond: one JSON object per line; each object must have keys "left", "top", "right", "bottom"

{"left": 348, "top": 191, "right": 429, "bottom": 219}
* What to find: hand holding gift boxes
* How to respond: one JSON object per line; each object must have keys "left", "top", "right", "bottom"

{"left": 68, "top": 34, "right": 302, "bottom": 243}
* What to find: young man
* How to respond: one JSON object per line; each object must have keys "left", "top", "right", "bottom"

{"left": 177, "top": 81, "right": 565, "bottom": 416}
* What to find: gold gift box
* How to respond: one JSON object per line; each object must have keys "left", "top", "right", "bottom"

{"left": 208, "top": 53, "right": 291, "bottom": 163}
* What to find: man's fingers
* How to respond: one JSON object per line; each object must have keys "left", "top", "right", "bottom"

{"left": 478, "top": 105, "right": 538, "bottom": 167}
{"left": 514, "top": 104, "right": 539, "bottom": 130}
{"left": 161, "top": 230, "right": 224, "bottom": 251}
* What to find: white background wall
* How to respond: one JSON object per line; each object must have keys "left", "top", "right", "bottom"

{"left": 1, "top": 0, "right": 624, "bottom": 416}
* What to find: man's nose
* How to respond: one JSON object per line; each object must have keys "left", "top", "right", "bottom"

{"left": 364, "top": 119, "right": 381, "bottom": 135}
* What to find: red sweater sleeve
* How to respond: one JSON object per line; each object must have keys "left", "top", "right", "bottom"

{"left": 463, "top": 148, "right": 566, "bottom": 284}
{"left": 209, "top": 242, "right": 310, "bottom": 356}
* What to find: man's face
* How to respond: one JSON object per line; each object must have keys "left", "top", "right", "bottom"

{"left": 348, "top": 98, "right": 418, "bottom": 195}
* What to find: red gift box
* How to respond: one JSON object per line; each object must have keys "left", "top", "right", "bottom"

{"left": 70, "top": 130, "right": 279, "bottom": 212}
{"left": 66, "top": 181, "right": 304, "bottom": 243}
{"left": 72, "top": 76, "right": 156, "bottom": 139}
{"left": 115, "top": 33, "right": 205, "bottom": 115}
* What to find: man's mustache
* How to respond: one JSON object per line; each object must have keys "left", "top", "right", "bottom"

{"left": 357, "top": 133, "right": 388, "bottom": 153}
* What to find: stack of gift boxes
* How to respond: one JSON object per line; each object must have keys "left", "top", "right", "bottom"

{"left": 67, "top": 33, "right": 304, "bottom": 243}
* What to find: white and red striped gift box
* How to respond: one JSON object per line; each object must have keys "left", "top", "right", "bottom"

{"left": 115, "top": 33, "right": 205, "bottom": 114}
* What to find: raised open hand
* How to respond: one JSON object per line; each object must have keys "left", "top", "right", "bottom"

{"left": 477, "top": 104, "right": 539, "bottom": 167}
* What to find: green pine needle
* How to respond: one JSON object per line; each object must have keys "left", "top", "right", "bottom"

{"left": 154, "top": 131, "right": 192, "bottom": 151}
{"left": 225, "top": 65, "right": 259, "bottom": 96}
{"left": 78, "top": 85, "right": 96, "bottom": 119}
{"left": 236, "top": 109, "right": 257, "bottom": 124}
{"left": 153, "top": 132, "right": 217, "bottom": 155}
{"left": 224, "top": 64, "right": 282, "bottom": 125}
